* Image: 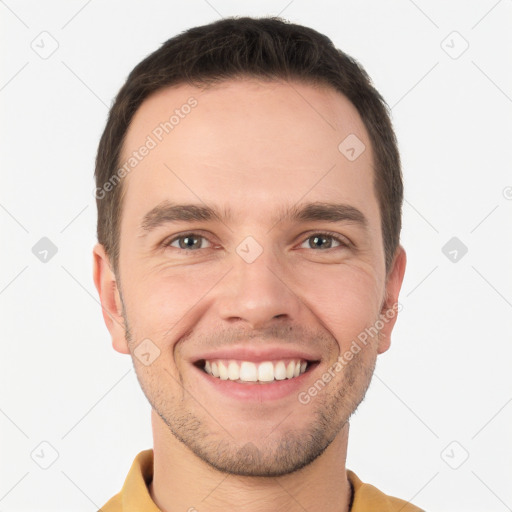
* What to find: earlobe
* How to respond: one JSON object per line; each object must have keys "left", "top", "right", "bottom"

{"left": 377, "top": 245, "right": 407, "bottom": 354}
{"left": 92, "top": 243, "right": 130, "bottom": 354}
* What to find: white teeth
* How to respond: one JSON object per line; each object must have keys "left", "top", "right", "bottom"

{"left": 203, "top": 358, "right": 309, "bottom": 383}
{"left": 228, "top": 361, "right": 240, "bottom": 381}
{"left": 218, "top": 361, "right": 229, "bottom": 380}
{"left": 286, "top": 361, "right": 295, "bottom": 379}
{"left": 240, "top": 361, "right": 258, "bottom": 382}
{"left": 258, "top": 361, "right": 274, "bottom": 382}
{"left": 274, "top": 361, "right": 286, "bottom": 380}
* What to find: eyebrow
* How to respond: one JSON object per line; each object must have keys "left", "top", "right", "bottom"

{"left": 138, "top": 200, "right": 369, "bottom": 235}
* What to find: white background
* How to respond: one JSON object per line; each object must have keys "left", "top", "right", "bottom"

{"left": 1, "top": 1, "right": 511, "bottom": 511}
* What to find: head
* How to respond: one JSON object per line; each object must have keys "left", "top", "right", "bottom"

{"left": 93, "top": 16, "right": 406, "bottom": 477}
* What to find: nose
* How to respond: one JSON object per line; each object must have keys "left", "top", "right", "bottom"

{"left": 213, "top": 246, "right": 303, "bottom": 330}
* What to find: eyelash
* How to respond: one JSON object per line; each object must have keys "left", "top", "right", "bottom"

{"left": 162, "top": 231, "right": 350, "bottom": 253}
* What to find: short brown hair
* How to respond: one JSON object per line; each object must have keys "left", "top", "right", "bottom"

{"left": 95, "top": 16, "right": 402, "bottom": 275}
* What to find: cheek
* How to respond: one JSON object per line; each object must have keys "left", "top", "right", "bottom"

{"left": 123, "top": 253, "right": 382, "bottom": 358}
{"left": 293, "top": 264, "right": 381, "bottom": 350}
{"left": 123, "top": 264, "right": 227, "bottom": 342}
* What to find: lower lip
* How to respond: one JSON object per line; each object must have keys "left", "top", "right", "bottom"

{"left": 194, "top": 363, "right": 318, "bottom": 402}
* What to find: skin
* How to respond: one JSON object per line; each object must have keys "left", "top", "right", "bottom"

{"left": 93, "top": 78, "right": 406, "bottom": 512}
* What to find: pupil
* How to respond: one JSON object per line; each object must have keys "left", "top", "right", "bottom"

{"left": 312, "top": 235, "right": 330, "bottom": 249}
{"left": 181, "top": 236, "right": 199, "bottom": 249}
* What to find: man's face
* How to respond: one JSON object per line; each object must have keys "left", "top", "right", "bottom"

{"left": 94, "top": 79, "right": 405, "bottom": 476}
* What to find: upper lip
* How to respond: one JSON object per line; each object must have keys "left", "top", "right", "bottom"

{"left": 191, "top": 345, "right": 322, "bottom": 364}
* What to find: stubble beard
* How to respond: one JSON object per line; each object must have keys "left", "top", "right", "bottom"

{"left": 122, "top": 308, "right": 377, "bottom": 477}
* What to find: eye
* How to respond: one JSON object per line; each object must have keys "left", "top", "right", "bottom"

{"left": 299, "top": 232, "right": 348, "bottom": 250}
{"left": 165, "top": 233, "right": 212, "bottom": 251}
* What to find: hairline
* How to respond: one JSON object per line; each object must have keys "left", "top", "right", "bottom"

{"left": 111, "top": 75, "right": 386, "bottom": 277}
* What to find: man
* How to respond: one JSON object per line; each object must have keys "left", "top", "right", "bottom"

{"left": 93, "top": 16, "right": 420, "bottom": 512}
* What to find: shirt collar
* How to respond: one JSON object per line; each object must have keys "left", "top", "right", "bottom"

{"left": 115, "top": 449, "right": 422, "bottom": 512}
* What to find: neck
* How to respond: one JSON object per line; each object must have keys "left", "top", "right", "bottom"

{"left": 149, "top": 410, "right": 352, "bottom": 512}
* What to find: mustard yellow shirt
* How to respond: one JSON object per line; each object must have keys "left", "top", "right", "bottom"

{"left": 100, "top": 449, "right": 424, "bottom": 512}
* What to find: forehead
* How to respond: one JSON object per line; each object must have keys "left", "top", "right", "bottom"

{"left": 119, "top": 78, "right": 378, "bottom": 233}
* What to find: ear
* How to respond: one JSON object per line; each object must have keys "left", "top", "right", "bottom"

{"left": 92, "top": 243, "right": 130, "bottom": 354}
{"left": 377, "top": 245, "right": 407, "bottom": 354}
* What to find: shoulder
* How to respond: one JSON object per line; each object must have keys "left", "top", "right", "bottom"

{"left": 347, "top": 470, "right": 425, "bottom": 512}
{"left": 98, "top": 491, "right": 122, "bottom": 512}
{"left": 98, "top": 449, "right": 155, "bottom": 512}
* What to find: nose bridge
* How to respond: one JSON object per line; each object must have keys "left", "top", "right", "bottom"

{"left": 214, "top": 235, "right": 301, "bottom": 327}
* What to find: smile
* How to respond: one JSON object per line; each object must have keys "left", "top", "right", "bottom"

{"left": 202, "top": 358, "right": 308, "bottom": 383}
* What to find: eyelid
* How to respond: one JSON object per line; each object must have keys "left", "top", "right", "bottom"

{"left": 160, "top": 230, "right": 352, "bottom": 252}
{"left": 297, "top": 230, "right": 352, "bottom": 249}
{"left": 161, "top": 231, "right": 215, "bottom": 250}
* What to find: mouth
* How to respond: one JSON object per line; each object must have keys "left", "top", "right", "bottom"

{"left": 190, "top": 346, "right": 322, "bottom": 401}
{"left": 194, "top": 358, "right": 319, "bottom": 384}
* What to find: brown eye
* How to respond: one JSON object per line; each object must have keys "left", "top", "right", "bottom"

{"left": 299, "top": 232, "right": 347, "bottom": 250}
